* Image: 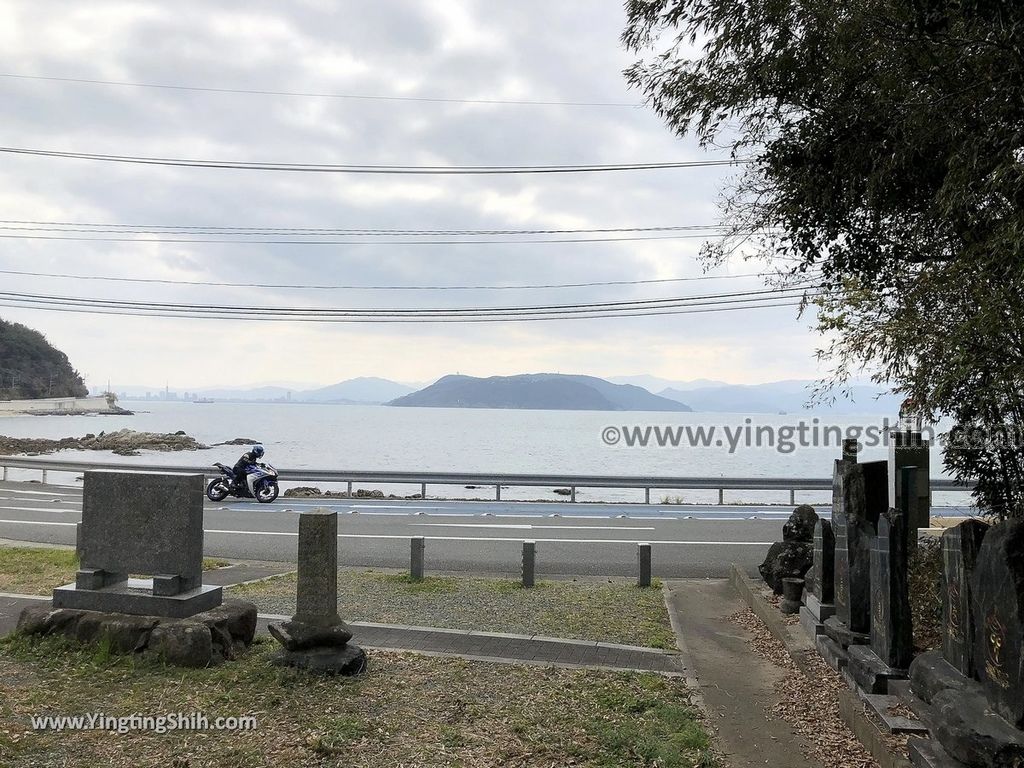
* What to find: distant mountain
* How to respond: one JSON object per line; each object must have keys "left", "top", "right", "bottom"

{"left": 389, "top": 374, "right": 692, "bottom": 412}
{"left": 0, "top": 319, "right": 88, "bottom": 399}
{"left": 303, "top": 377, "right": 416, "bottom": 403}
{"left": 658, "top": 380, "right": 904, "bottom": 414}
{"left": 609, "top": 375, "right": 729, "bottom": 392}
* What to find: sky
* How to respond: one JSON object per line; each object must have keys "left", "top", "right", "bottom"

{"left": 0, "top": 1, "right": 825, "bottom": 391}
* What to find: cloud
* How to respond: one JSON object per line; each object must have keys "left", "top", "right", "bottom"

{"left": 0, "top": 0, "right": 818, "bottom": 389}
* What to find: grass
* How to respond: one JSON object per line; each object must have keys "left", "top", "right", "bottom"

{"left": 0, "top": 634, "right": 716, "bottom": 768}
{"left": 0, "top": 547, "right": 231, "bottom": 596}
{"left": 231, "top": 570, "right": 678, "bottom": 649}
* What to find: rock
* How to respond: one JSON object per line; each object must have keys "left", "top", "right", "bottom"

{"left": 193, "top": 600, "right": 258, "bottom": 648}
{"left": 218, "top": 437, "right": 258, "bottom": 446}
{"left": 283, "top": 486, "right": 324, "bottom": 498}
{"left": 72, "top": 612, "right": 158, "bottom": 652}
{"left": 930, "top": 687, "right": 1024, "bottom": 768}
{"left": 783, "top": 504, "right": 819, "bottom": 542}
{"left": 553, "top": 488, "right": 572, "bottom": 496}
{"left": 271, "top": 644, "right": 368, "bottom": 676}
{"left": 759, "top": 540, "right": 813, "bottom": 593}
{"left": 268, "top": 620, "right": 353, "bottom": 652}
{"left": 148, "top": 622, "right": 213, "bottom": 668}
{"left": 354, "top": 489, "right": 385, "bottom": 498}
{"left": 780, "top": 577, "right": 805, "bottom": 614}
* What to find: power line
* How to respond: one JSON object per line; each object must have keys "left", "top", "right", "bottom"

{"left": 0, "top": 219, "right": 728, "bottom": 236}
{"left": 0, "top": 232, "right": 746, "bottom": 246}
{"left": 0, "top": 285, "right": 819, "bottom": 323}
{"left": 0, "top": 267, "right": 787, "bottom": 292}
{"left": 0, "top": 72, "right": 643, "bottom": 108}
{"left": 0, "top": 146, "right": 747, "bottom": 175}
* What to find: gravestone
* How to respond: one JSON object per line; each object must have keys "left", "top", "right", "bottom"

{"left": 848, "top": 469, "right": 913, "bottom": 694}
{"left": 52, "top": 471, "right": 221, "bottom": 618}
{"left": 800, "top": 520, "right": 836, "bottom": 638}
{"left": 941, "top": 519, "right": 989, "bottom": 678}
{"left": 970, "top": 519, "right": 1024, "bottom": 728}
{"left": 825, "top": 459, "right": 885, "bottom": 648}
{"left": 269, "top": 509, "right": 366, "bottom": 675}
{"left": 889, "top": 430, "right": 930, "bottom": 533}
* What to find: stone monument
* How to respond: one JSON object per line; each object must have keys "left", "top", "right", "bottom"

{"left": 889, "top": 429, "right": 930, "bottom": 535}
{"left": 800, "top": 519, "right": 835, "bottom": 638}
{"left": 53, "top": 471, "right": 221, "bottom": 617}
{"left": 269, "top": 508, "right": 367, "bottom": 675}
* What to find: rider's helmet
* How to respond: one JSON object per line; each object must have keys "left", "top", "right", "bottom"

{"left": 252, "top": 444, "right": 265, "bottom": 459}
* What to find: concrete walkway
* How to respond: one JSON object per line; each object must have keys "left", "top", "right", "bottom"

{"left": 665, "top": 579, "right": 819, "bottom": 768}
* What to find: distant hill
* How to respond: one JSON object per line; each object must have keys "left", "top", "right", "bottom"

{"left": 0, "top": 319, "right": 87, "bottom": 399}
{"left": 609, "top": 375, "right": 729, "bottom": 392}
{"left": 658, "top": 380, "right": 903, "bottom": 414}
{"left": 303, "top": 377, "right": 415, "bottom": 403}
{"left": 389, "top": 374, "right": 692, "bottom": 412}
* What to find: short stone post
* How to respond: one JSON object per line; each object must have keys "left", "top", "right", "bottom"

{"left": 888, "top": 429, "right": 930, "bottom": 533}
{"left": 410, "top": 536, "right": 425, "bottom": 581}
{"left": 522, "top": 540, "right": 536, "bottom": 588}
{"left": 269, "top": 508, "right": 366, "bottom": 675}
{"left": 637, "top": 543, "right": 652, "bottom": 587}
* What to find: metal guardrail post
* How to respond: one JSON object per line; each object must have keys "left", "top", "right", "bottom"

{"left": 718, "top": 488, "right": 724, "bottom": 505}
{"left": 420, "top": 482, "right": 426, "bottom": 500}
{"left": 410, "top": 536, "right": 425, "bottom": 581}
{"left": 495, "top": 484, "right": 501, "bottom": 501}
{"left": 522, "top": 540, "right": 536, "bottom": 588}
{"left": 1, "top": 465, "right": 6, "bottom": 482}
{"left": 41, "top": 469, "right": 47, "bottom": 484}
{"left": 645, "top": 487, "right": 650, "bottom": 504}
{"left": 570, "top": 486, "right": 576, "bottom": 503}
{"left": 638, "top": 542, "right": 652, "bottom": 587}
{"left": 790, "top": 489, "right": 796, "bottom": 505}
{"left": 347, "top": 481, "right": 352, "bottom": 498}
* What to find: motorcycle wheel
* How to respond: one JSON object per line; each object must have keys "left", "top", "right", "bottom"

{"left": 255, "top": 480, "right": 279, "bottom": 504}
{"left": 206, "top": 478, "right": 230, "bottom": 502}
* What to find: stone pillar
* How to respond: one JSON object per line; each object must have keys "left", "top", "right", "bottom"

{"left": 522, "top": 541, "right": 536, "bottom": 588}
{"left": 637, "top": 543, "right": 652, "bottom": 588}
{"left": 410, "top": 536, "right": 425, "bottom": 581}
{"left": 294, "top": 509, "right": 341, "bottom": 626}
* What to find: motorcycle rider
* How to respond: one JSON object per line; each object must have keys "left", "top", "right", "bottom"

{"left": 232, "top": 444, "right": 265, "bottom": 492}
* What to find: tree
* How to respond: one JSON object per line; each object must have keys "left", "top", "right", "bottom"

{"left": 0, "top": 319, "right": 88, "bottom": 400}
{"left": 623, "top": 0, "right": 1024, "bottom": 516}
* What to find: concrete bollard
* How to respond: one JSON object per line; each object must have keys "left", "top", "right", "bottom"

{"left": 638, "top": 542, "right": 652, "bottom": 588}
{"left": 410, "top": 536, "right": 425, "bottom": 581}
{"left": 522, "top": 540, "right": 536, "bottom": 588}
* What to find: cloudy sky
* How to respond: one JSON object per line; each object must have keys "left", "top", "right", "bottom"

{"left": 0, "top": 1, "right": 822, "bottom": 390}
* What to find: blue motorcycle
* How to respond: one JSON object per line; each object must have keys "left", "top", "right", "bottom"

{"left": 207, "top": 461, "right": 280, "bottom": 503}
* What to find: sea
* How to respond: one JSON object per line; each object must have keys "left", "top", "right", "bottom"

{"left": 0, "top": 401, "right": 967, "bottom": 506}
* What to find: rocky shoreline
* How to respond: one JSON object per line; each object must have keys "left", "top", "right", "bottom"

{"left": 0, "top": 429, "right": 257, "bottom": 457}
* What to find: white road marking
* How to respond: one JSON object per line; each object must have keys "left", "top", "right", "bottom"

{"left": 0, "top": 518, "right": 75, "bottom": 527}
{"left": 0, "top": 488, "right": 79, "bottom": 497}
{"left": 0, "top": 505, "right": 75, "bottom": 514}
{"left": 408, "top": 523, "right": 657, "bottom": 531}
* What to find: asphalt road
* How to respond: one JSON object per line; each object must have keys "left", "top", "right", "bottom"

{"left": 0, "top": 481, "right": 971, "bottom": 578}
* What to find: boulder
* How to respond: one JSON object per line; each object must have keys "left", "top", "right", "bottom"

{"left": 759, "top": 540, "right": 813, "bottom": 593}
{"left": 148, "top": 622, "right": 213, "bottom": 668}
{"left": 783, "top": 504, "right": 819, "bottom": 542}
{"left": 930, "top": 687, "right": 1024, "bottom": 768}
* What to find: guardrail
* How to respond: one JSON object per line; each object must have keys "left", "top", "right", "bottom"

{"left": 0, "top": 455, "right": 973, "bottom": 505}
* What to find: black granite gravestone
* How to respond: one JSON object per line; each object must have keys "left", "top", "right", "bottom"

{"left": 970, "top": 519, "right": 1024, "bottom": 728}
{"left": 870, "top": 502, "right": 912, "bottom": 670}
{"left": 832, "top": 460, "right": 884, "bottom": 635}
{"left": 812, "top": 519, "right": 835, "bottom": 604}
{"left": 942, "top": 519, "right": 990, "bottom": 678}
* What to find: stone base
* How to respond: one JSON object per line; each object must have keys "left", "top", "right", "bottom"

{"left": 53, "top": 578, "right": 222, "bottom": 619}
{"left": 823, "top": 616, "right": 869, "bottom": 649}
{"left": 928, "top": 687, "right": 1024, "bottom": 767}
{"left": 800, "top": 606, "right": 826, "bottom": 639}
{"left": 17, "top": 599, "right": 257, "bottom": 668}
{"left": 271, "top": 644, "right": 367, "bottom": 676}
{"left": 848, "top": 645, "right": 907, "bottom": 695}
{"left": 816, "top": 634, "right": 849, "bottom": 672}
{"left": 909, "top": 650, "right": 975, "bottom": 705}
{"left": 267, "top": 619, "right": 352, "bottom": 651}
{"left": 804, "top": 594, "right": 835, "bottom": 623}
{"left": 908, "top": 737, "right": 966, "bottom": 768}
{"left": 861, "top": 693, "right": 929, "bottom": 735}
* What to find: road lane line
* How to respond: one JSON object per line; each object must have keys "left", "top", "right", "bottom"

{"left": 0, "top": 505, "right": 77, "bottom": 514}
{"left": 0, "top": 519, "right": 76, "bottom": 527}
{"left": 408, "top": 523, "right": 657, "bottom": 531}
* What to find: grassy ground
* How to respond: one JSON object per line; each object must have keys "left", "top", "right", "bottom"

{"left": 0, "top": 635, "right": 715, "bottom": 768}
{"left": 0, "top": 547, "right": 231, "bottom": 595}
{"left": 231, "top": 570, "right": 677, "bottom": 649}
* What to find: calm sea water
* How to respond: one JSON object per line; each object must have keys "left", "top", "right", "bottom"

{"left": 0, "top": 401, "right": 962, "bottom": 505}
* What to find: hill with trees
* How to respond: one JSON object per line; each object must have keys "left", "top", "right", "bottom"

{"left": 0, "top": 319, "right": 88, "bottom": 399}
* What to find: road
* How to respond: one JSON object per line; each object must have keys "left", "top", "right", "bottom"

{"left": 0, "top": 481, "right": 971, "bottom": 578}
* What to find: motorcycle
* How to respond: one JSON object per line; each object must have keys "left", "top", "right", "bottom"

{"left": 207, "top": 461, "right": 280, "bottom": 503}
